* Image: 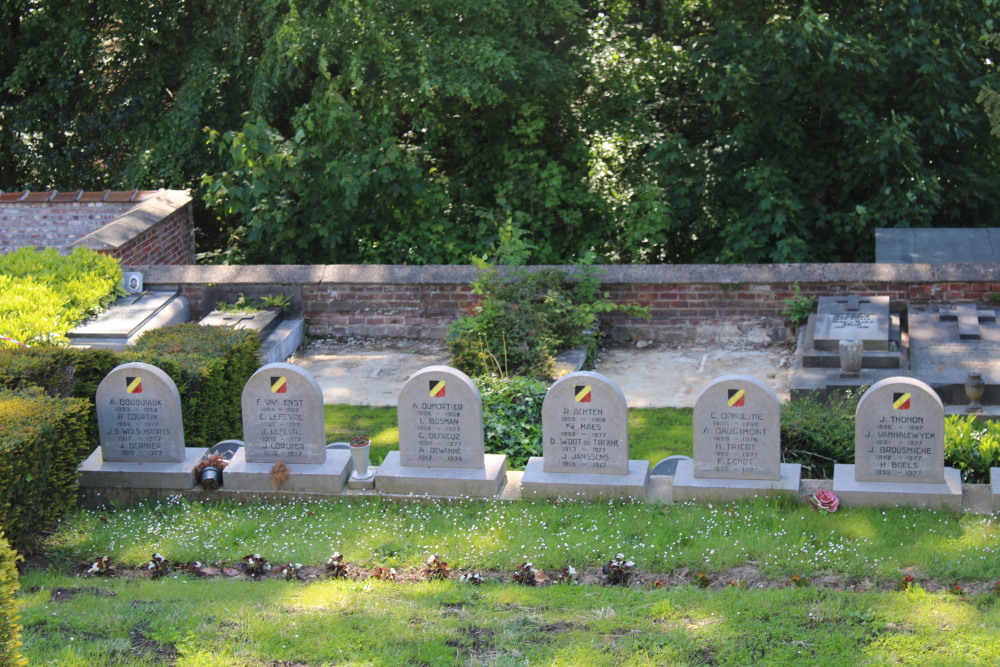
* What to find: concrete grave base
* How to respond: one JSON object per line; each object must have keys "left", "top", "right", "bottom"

{"left": 671, "top": 459, "right": 801, "bottom": 502}
{"left": 77, "top": 446, "right": 207, "bottom": 490}
{"left": 374, "top": 452, "right": 507, "bottom": 498}
{"left": 832, "top": 464, "right": 963, "bottom": 509}
{"left": 992, "top": 468, "right": 1000, "bottom": 512}
{"left": 521, "top": 457, "right": 650, "bottom": 500}
{"left": 222, "top": 448, "right": 352, "bottom": 493}
{"left": 260, "top": 318, "right": 305, "bottom": 365}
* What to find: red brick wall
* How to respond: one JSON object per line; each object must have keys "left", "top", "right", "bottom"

{"left": 105, "top": 206, "right": 195, "bottom": 265}
{"left": 0, "top": 201, "right": 133, "bottom": 253}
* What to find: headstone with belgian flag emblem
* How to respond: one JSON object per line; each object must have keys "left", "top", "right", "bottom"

{"left": 396, "top": 365, "right": 484, "bottom": 468}
{"left": 95, "top": 362, "right": 186, "bottom": 462}
{"left": 240, "top": 362, "right": 327, "bottom": 464}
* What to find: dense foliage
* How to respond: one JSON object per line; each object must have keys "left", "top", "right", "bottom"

{"left": 0, "top": 533, "right": 22, "bottom": 667}
{"left": 0, "top": 247, "right": 123, "bottom": 348}
{"left": 448, "top": 267, "right": 646, "bottom": 379}
{"left": 943, "top": 414, "right": 1000, "bottom": 483}
{"left": 3, "top": 1, "right": 997, "bottom": 263}
{"left": 0, "top": 388, "right": 91, "bottom": 553}
{"left": 479, "top": 374, "right": 548, "bottom": 469}
{"left": 780, "top": 389, "right": 860, "bottom": 479}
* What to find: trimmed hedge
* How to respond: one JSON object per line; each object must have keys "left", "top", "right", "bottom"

{"left": 0, "top": 533, "right": 23, "bottom": 667}
{"left": 0, "top": 388, "right": 91, "bottom": 553}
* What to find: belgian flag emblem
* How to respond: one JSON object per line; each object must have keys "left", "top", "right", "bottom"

{"left": 727, "top": 389, "right": 746, "bottom": 407}
{"left": 893, "top": 392, "right": 911, "bottom": 410}
{"left": 271, "top": 376, "right": 287, "bottom": 394}
{"left": 429, "top": 380, "right": 446, "bottom": 398}
{"left": 125, "top": 376, "right": 142, "bottom": 394}
{"left": 574, "top": 385, "right": 592, "bottom": 403}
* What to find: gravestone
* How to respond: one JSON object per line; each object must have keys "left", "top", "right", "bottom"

{"left": 832, "top": 377, "right": 962, "bottom": 508}
{"left": 375, "top": 366, "right": 506, "bottom": 497}
{"left": 77, "top": 362, "right": 205, "bottom": 489}
{"left": 790, "top": 294, "right": 905, "bottom": 398}
{"left": 67, "top": 291, "right": 190, "bottom": 349}
{"left": 521, "top": 372, "right": 649, "bottom": 500}
{"left": 909, "top": 305, "right": 1000, "bottom": 411}
{"left": 222, "top": 362, "right": 351, "bottom": 492}
{"left": 199, "top": 309, "right": 283, "bottom": 340}
{"left": 198, "top": 308, "right": 304, "bottom": 365}
{"left": 672, "top": 375, "right": 800, "bottom": 501}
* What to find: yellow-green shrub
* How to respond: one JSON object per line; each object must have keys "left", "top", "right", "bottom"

{"left": 0, "top": 388, "right": 91, "bottom": 553}
{"left": 0, "top": 247, "right": 122, "bottom": 348}
{"left": 0, "top": 533, "right": 24, "bottom": 667}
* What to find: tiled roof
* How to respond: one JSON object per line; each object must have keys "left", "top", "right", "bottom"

{"left": 0, "top": 189, "right": 162, "bottom": 204}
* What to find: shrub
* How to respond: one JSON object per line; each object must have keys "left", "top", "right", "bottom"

{"left": 944, "top": 414, "right": 1000, "bottom": 483}
{"left": 781, "top": 389, "right": 862, "bottom": 479}
{"left": 0, "top": 533, "right": 24, "bottom": 667}
{"left": 131, "top": 324, "right": 261, "bottom": 447}
{"left": 448, "top": 266, "right": 647, "bottom": 379}
{"left": 0, "top": 388, "right": 91, "bottom": 553}
{"left": 0, "top": 247, "right": 123, "bottom": 348}
{"left": 480, "top": 375, "right": 547, "bottom": 469}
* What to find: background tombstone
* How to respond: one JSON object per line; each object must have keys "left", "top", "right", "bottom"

{"left": 375, "top": 365, "right": 506, "bottom": 497}
{"left": 672, "top": 374, "right": 800, "bottom": 501}
{"left": 521, "top": 371, "right": 649, "bottom": 500}
{"left": 67, "top": 291, "right": 190, "bottom": 349}
{"left": 78, "top": 362, "right": 206, "bottom": 490}
{"left": 833, "top": 377, "right": 961, "bottom": 508}
{"left": 223, "top": 362, "right": 351, "bottom": 492}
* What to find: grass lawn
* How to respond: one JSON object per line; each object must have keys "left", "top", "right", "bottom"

{"left": 325, "top": 405, "right": 694, "bottom": 467}
{"left": 17, "top": 496, "right": 1000, "bottom": 665}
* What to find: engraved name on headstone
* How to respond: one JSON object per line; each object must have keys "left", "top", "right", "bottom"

{"left": 855, "top": 377, "right": 944, "bottom": 484}
{"left": 96, "top": 362, "right": 185, "bottom": 462}
{"left": 541, "top": 371, "right": 628, "bottom": 475}
{"left": 398, "top": 366, "right": 484, "bottom": 469}
{"left": 241, "top": 362, "right": 326, "bottom": 464}
{"left": 693, "top": 375, "right": 780, "bottom": 480}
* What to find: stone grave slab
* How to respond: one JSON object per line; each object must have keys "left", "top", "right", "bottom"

{"left": 813, "top": 296, "right": 890, "bottom": 352}
{"left": 199, "top": 309, "right": 283, "bottom": 339}
{"left": 909, "top": 306, "right": 1000, "bottom": 406}
{"left": 673, "top": 374, "right": 800, "bottom": 501}
{"left": 521, "top": 372, "right": 649, "bottom": 500}
{"left": 79, "top": 362, "right": 205, "bottom": 490}
{"left": 375, "top": 366, "right": 506, "bottom": 497}
{"left": 68, "top": 291, "right": 190, "bottom": 349}
{"left": 224, "top": 362, "right": 351, "bottom": 493}
{"left": 198, "top": 309, "right": 303, "bottom": 365}
{"left": 833, "top": 377, "right": 962, "bottom": 508}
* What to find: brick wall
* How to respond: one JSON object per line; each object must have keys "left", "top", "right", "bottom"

{"left": 141, "top": 264, "right": 1000, "bottom": 344}
{"left": 0, "top": 189, "right": 195, "bottom": 265}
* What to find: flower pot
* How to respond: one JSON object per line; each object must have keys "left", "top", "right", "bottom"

{"left": 349, "top": 437, "right": 373, "bottom": 479}
{"left": 199, "top": 465, "right": 223, "bottom": 491}
{"left": 965, "top": 372, "right": 985, "bottom": 412}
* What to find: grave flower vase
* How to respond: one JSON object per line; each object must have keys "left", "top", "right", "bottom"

{"left": 349, "top": 436, "right": 373, "bottom": 479}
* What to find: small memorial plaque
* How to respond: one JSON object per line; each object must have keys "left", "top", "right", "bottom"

{"left": 813, "top": 295, "right": 890, "bottom": 351}
{"left": 693, "top": 375, "right": 780, "bottom": 480}
{"left": 855, "top": 377, "right": 944, "bottom": 484}
{"left": 541, "top": 371, "right": 628, "bottom": 475}
{"left": 241, "top": 363, "right": 326, "bottom": 464}
{"left": 96, "top": 362, "right": 185, "bottom": 463}
{"left": 398, "top": 366, "right": 484, "bottom": 469}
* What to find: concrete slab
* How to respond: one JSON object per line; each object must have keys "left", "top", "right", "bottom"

{"left": 222, "top": 447, "right": 352, "bottom": 493}
{"left": 374, "top": 451, "right": 507, "bottom": 498}
{"left": 77, "top": 446, "right": 206, "bottom": 489}
{"left": 260, "top": 318, "right": 305, "bottom": 365}
{"left": 993, "top": 468, "right": 1000, "bottom": 512}
{"left": 520, "top": 457, "right": 650, "bottom": 500}
{"left": 671, "top": 459, "right": 801, "bottom": 502}
{"left": 831, "top": 464, "right": 963, "bottom": 509}
{"left": 876, "top": 228, "right": 1000, "bottom": 264}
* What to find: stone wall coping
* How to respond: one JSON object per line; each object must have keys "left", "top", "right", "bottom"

{"left": 70, "top": 190, "right": 192, "bottom": 252}
{"left": 136, "top": 262, "right": 1000, "bottom": 286}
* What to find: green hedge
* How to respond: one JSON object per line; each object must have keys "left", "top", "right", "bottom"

{"left": 0, "top": 389, "right": 91, "bottom": 553}
{"left": 0, "top": 533, "right": 23, "bottom": 667}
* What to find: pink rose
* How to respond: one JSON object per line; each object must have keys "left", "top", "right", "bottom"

{"left": 808, "top": 489, "right": 839, "bottom": 512}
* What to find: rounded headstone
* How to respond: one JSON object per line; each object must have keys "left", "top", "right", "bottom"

{"left": 397, "top": 365, "right": 484, "bottom": 469}
{"left": 693, "top": 374, "right": 780, "bottom": 480}
{"left": 650, "top": 455, "right": 692, "bottom": 477}
{"left": 854, "top": 376, "right": 944, "bottom": 484}
{"left": 96, "top": 362, "right": 185, "bottom": 462}
{"left": 241, "top": 362, "right": 326, "bottom": 464}
{"left": 542, "top": 371, "right": 629, "bottom": 475}
{"left": 206, "top": 439, "right": 243, "bottom": 460}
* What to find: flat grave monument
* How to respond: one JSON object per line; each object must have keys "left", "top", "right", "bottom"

{"left": 223, "top": 362, "right": 352, "bottom": 492}
{"left": 832, "top": 376, "right": 962, "bottom": 508}
{"left": 673, "top": 374, "right": 800, "bottom": 501}
{"left": 78, "top": 362, "right": 205, "bottom": 489}
{"left": 521, "top": 371, "right": 649, "bottom": 500}
{"left": 68, "top": 290, "right": 190, "bottom": 349}
{"left": 375, "top": 365, "right": 507, "bottom": 497}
